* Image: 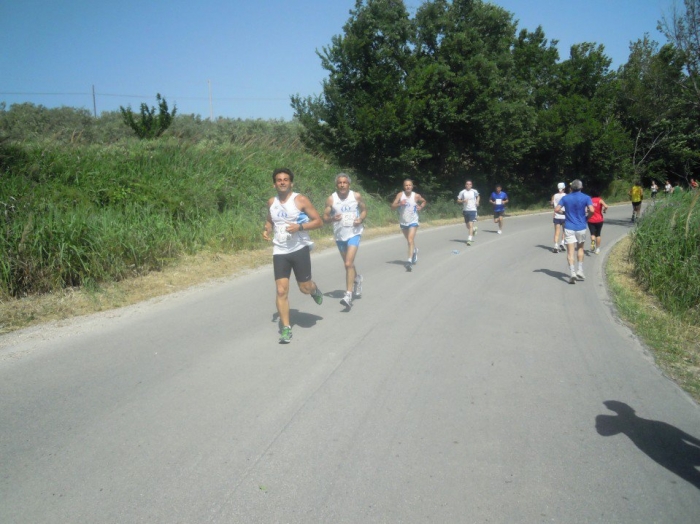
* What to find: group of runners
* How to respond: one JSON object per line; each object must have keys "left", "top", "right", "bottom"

{"left": 551, "top": 179, "right": 614, "bottom": 284}
{"left": 263, "top": 168, "right": 513, "bottom": 343}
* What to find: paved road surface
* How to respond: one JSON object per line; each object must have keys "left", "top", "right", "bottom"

{"left": 1, "top": 204, "right": 699, "bottom": 523}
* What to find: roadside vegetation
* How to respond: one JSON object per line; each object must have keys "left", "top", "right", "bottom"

{"left": 607, "top": 192, "right": 700, "bottom": 401}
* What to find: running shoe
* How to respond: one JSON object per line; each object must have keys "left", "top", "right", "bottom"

{"left": 279, "top": 326, "right": 292, "bottom": 343}
{"left": 412, "top": 248, "right": 418, "bottom": 265}
{"left": 353, "top": 274, "right": 363, "bottom": 297}
{"left": 576, "top": 271, "right": 586, "bottom": 281}
{"left": 591, "top": 240, "right": 596, "bottom": 251}
{"left": 595, "top": 248, "right": 600, "bottom": 255}
{"left": 340, "top": 291, "right": 353, "bottom": 308}
{"left": 497, "top": 230, "right": 502, "bottom": 235}
{"left": 553, "top": 247, "right": 559, "bottom": 253}
{"left": 559, "top": 243, "right": 566, "bottom": 252}
{"left": 405, "top": 261, "right": 413, "bottom": 272}
{"left": 569, "top": 274, "right": 577, "bottom": 284}
{"left": 474, "top": 225, "right": 478, "bottom": 235}
{"left": 311, "top": 286, "right": 323, "bottom": 305}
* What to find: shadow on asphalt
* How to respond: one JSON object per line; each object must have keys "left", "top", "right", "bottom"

{"left": 535, "top": 244, "right": 560, "bottom": 252}
{"left": 272, "top": 309, "right": 323, "bottom": 329}
{"left": 533, "top": 268, "right": 570, "bottom": 283}
{"left": 596, "top": 401, "right": 700, "bottom": 490}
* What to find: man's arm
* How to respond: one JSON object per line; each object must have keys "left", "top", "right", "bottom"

{"left": 415, "top": 193, "right": 427, "bottom": 211}
{"left": 391, "top": 192, "right": 403, "bottom": 210}
{"left": 294, "top": 194, "right": 323, "bottom": 232}
{"left": 322, "top": 195, "right": 335, "bottom": 224}
{"left": 262, "top": 198, "right": 274, "bottom": 241}
{"left": 355, "top": 192, "right": 368, "bottom": 225}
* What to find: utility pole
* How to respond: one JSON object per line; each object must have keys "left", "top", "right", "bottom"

{"left": 92, "top": 85, "right": 97, "bottom": 118}
{"left": 208, "top": 79, "right": 213, "bottom": 121}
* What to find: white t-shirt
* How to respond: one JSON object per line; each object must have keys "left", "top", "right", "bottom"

{"left": 458, "top": 189, "right": 479, "bottom": 212}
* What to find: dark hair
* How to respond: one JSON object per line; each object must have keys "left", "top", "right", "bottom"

{"left": 272, "top": 168, "right": 294, "bottom": 183}
{"left": 590, "top": 188, "right": 601, "bottom": 198}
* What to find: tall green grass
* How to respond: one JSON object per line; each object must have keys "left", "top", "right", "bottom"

{"left": 0, "top": 137, "right": 397, "bottom": 297}
{"left": 630, "top": 190, "right": 700, "bottom": 321}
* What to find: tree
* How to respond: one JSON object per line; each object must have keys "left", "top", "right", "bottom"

{"left": 292, "top": 0, "right": 416, "bottom": 189}
{"left": 617, "top": 37, "right": 687, "bottom": 180}
{"left": 120, "top": 93, "right": 177, "bottom": 139}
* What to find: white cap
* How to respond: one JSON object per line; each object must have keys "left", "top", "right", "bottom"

{"left": 557, "top": 182, "right": 566, "bottom": 190}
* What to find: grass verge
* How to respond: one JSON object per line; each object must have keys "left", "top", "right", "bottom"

{"left": 0, "top": 221, "right": 454, "bottom": 336}
{"left": 606, "top": 235, "right": 700, "bottom": 402}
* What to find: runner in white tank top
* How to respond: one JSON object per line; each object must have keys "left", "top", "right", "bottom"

{"left": 391, "top": 179, "right": 427, "bottom": 271}
{"left": 323, "top": 173, "right": 367, "bottom": 308}
{"left": 263, "top": 168, "right": 324, "bottom": 343}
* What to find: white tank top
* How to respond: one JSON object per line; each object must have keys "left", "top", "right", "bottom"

{"left": 398, "top": 192, "right": 419, "bottom": 226}
{"left": 553, "top": 191, "right": 566, "bottom": 219}
{"left": 269, "top": 192, "right": 314, "bottom": 255}
{"left": 331, "top": 191, "right": 364, "bottom": 241}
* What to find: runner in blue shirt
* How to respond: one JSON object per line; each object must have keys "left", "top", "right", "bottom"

{"left": 489, "top": 184, "right": 509, "bottom": 235}
{"left": 554, "top": 179, "right": 594, "bottom": 284}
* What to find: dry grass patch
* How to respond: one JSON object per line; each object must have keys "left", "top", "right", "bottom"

{"left": 607, "top": 236, "right": 700, "bottom": 402}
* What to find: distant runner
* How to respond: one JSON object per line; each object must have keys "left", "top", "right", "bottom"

{"left": 629, "top": 181, "right": 643, "bottom": 223}
{"left": 457, "top": 180, "right": 480, "bottom": 245}
{"left": 323, "top": 173, "right": 367, "bottom": 309}
{"left": 391, "top": 179, "right": 426, "bottom": 271}
{"left": 587, "top": 188, "right": 609, "bottom": 255}
{"left": 551, "top": 182, "right": 567, "bottom": 253}
{"left": 489, "top": 184, "right": 509, "bottom": 235}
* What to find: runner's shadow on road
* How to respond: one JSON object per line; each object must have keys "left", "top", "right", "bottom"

{"left": 327, "top": 289, "right": 346, "bottom": 299}
{"left": 533, "top": 268, "right": 570, "bottom": 283}
{"left": 272, "top": 309, "right": 323, "bottom": 329}
{"left": 535, "top": 244, "right": 559, "bottom": 252}
{"left": 603, "top": 218, "right": 636, "bottom": 227}
{"left": 450, "top": 239, "right": 470, "bottom": 245}
{"left": 595, "top": 400, "right": 700, "bottom": 490}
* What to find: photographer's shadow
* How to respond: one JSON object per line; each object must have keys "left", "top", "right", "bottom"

{"left": 595, "top": 400, "right": 700, "bottom": 489}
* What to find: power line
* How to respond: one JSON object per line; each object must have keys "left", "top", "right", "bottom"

{"left": 0, "top": 91, "right": 289, "bottom": 101}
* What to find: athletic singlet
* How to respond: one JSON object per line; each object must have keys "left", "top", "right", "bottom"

{"left": 630, "top": 186, "right": 643, "bottom": 203}
{"left": 588, "top": 197, "right": 604, "bottom": 223}
{"left": 553, "top": 191, "right": 566, "bottom": 220}
{"left": 269, "top": 192, "right": 314, "bottom": 255}
{"left": 331, "top": 191, "right": 364, "bottom": 242}
{"left": 398, "top": 192, "right": 419, "bottom": 226}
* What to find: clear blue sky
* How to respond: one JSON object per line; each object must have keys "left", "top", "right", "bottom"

{"left": 0, "top": 0, "right": 670, "bottom": 121}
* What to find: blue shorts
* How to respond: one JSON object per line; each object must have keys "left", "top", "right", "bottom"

{"left": 400, "top": 223, "right": 419, "bottom": 230}
{"left": 462, "top": 211, "right": 477, "bottom": 223}
{"left": 336, "top": 235, "right": 361, "bottom": 252}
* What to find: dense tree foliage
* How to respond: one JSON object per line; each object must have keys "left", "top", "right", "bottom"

{"left": 292, "top": 0, "right": 700, "bottom": 201}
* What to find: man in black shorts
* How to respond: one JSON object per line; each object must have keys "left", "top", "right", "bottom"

{"left": 263, "top": 168, "right": 324, "bottom": 343}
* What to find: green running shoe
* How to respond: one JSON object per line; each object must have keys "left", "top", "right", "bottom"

{"left": 279, "top": 326, "right": 292, "bottom": 344}
{"left": 311, "top": 286, "right": 323, "bottom": 305}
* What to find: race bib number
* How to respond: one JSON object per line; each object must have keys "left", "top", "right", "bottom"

{"left": 341, "top": 212, "right": 355, "bottom": 227}
{"left": 274, "top": 224, "right": 291, "bottom": 242}
{"left": 495, "top": 199, "right": 503, "bottom": 205}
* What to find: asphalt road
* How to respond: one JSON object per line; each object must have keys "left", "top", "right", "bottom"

{"left": 1, "top": 204, "right": 699, "bottom": 523}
